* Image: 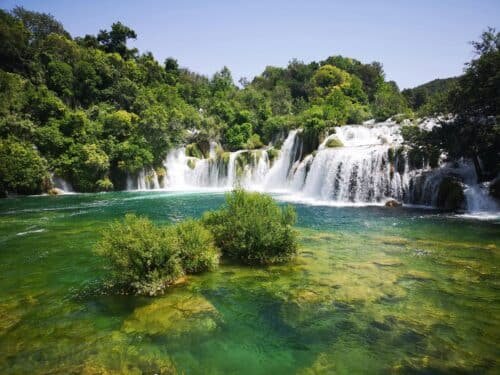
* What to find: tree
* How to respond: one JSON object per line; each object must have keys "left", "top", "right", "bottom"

{"left": 46, "top": 61, "right": 73, "bottom": 101}
{"left": 372, "top": 81, "right": 408, "bottom": 120}
{"left": 0, "top": 10, "right": 30, "bottom": 72}
{"left": 0, "top": 138, "right": 49, "bottom": 195}
{"left": 97, "top": 22, "right": 138, "bottom": 59}
{"left": 12, "top": 6, "right": 70, "bottom": 45}
{"left": 211, "top": 66, "right": 235, "bottom": 94}
{"left": 450, "top": 27, "right": 499, "bottom": 117}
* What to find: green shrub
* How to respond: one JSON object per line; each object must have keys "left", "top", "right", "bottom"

{"left": 0, "top": 138, "right": 50, "bottom": 195}
{"left": 244, "top": 133, "right": 263, "bottom": 149}
{"left": 95, "top": 214, "right": 219, "bottom": 296}
{"left": 202, "top": 190, "right": 298, "bottom": 265}
{"left": 96, "top": 177, "right": 114, "bottom": 191}
{"left": 95, "top": 214, "right": 182, "bottom": 296}
{"left": 175, "top": 219, "right": 220, "bottom": 273}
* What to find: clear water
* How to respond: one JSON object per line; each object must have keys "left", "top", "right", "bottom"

{"left": 0, "top": 192, "right": 498, "bottom": 374}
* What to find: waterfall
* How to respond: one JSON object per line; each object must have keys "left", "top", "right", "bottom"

{"left": 464, "top": 184, "right": 499, "bottom": 213}
{"left": 127, "top": 122, "right": 498, "bottom": 214}
{"left": 227, "top": 151, "right": 243, "bottom": 188}
{"left": 300, "top": 146, "right": 402, "bottom": 202}
{"left": 51, "top": 175, "right": 74, "bottom": 193}
{"left": 263, "top": 130, "right": 300, "bottom": 190}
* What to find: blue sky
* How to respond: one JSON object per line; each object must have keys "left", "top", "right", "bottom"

{"left": 2, "top": 0, "right": 499, "bottom": 88}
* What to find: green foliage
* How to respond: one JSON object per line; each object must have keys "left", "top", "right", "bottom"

{"left": 402, "top": 77, "right": 458, "bottom": 115}
{"left": 224, "top": 123, "right": 253, "bottom": 151}
{"left": 437, "top": 177, "right": 465, "bottom": 210}
{"left": 202, "top": 190, "right": 298, "bottom": 265}
{"left": 244, "top": 133, "right": 263, "bottom": 149}
{"left": 450, "top": 27, "right": 499, "bottom": 117}
{"left": 0, "top": 10, "right": 30, "bottom": 73}
{"left": 26, "top": 85, "right": 66, "bottom": 123}
{"left": 95, "top": 214, "right": 183, "bottom": 296}
{"left": 0, "top": 70, "right": 27, "bottom": 116}
{"left": 401, "top": 125, "right": 441, "bottom": 169}
{"left": 96, "top": 177, "right": 114, "bottom": 191}
{"left": 267, "top": 148, "right": 280, "bottom": 164}
{"left": 311, "top": 65, "right": 351, "bottom": 98}
{"left": 61, "top": 142, "right": 110, "bottom": 191}
{"left": 12, "top": 6, "right": 70, "bottom": 45}
{"left": 185, "top": 143, "right": 204, "bottom": 158}
{"left": 187, "top": 159, "right": 196, "bottom": 169}
{"left": 372, "top": 81, "right": 408, "bottom": 121}
{"left": 46, "top": 61, "right": 74, "bottom": 101}
{"left": 325, "top": 137, "right": 344, "bottom": 148}
{"left": 347, "top": 103, "right": 372, "bottom": 124}
{"left": 174, "top": 219, "right": 220, "bottom": 273}
{"left": 95, "top": 214, "right": 220, "bottom": 295}
{"left": 96, "top": 22, "right": 137, "bottom": 59}
{"left": 0, "top": 138, "right": 49, "bottom": 195}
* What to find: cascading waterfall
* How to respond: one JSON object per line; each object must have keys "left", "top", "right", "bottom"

{"left": 128, "top": 121, "right": 498, "bottom": 213}
{"left": 297, "top": 124, "right": 408, "bottom": 203}
{"left": 263, "top": 130, "right": 301, "bottom": 190}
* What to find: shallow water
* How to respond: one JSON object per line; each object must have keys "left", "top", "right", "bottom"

{"left": 0, "top": 192, "right": 499, "bottom": 374}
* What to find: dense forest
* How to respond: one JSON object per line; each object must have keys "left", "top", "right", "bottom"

{"left": 0, "top": 7, "right": 498, "bottom": 196}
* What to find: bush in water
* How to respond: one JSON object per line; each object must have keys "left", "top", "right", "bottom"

{"left": 175, "top": 219, "right": 220, "bottom": 273}
{"left": 95, "top": 214, "right": 218, "bottom": 296}
{"left": 95, "top": 191, "right": 298, "bottom": 295}
{"left": 203, "top": 189, "right": 298, "bottom": 265}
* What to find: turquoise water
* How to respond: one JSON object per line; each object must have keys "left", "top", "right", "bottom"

{"left": 0, "top": 192, "right": 499, "bottom": 374}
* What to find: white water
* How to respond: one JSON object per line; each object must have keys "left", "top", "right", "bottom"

{"left": 263, "top": 130, "right": 301, "bottom": 190}
{"left": 51, "top": 176, "right": 74, "bottom": 193}
{"left": 129, "top": 121, "right": 498, "bottom": 214}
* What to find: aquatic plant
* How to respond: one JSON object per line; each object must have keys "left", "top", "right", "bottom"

{"left": 95, "top": 214, "right": 219, "bottom": 295}
{"left": 203, "top": 189, "right": 298, "bottom": 264}
{"left": 95, "top": 214, "right": 183, "bottom": 295}
{"left": 174, "top": 219, "right": 220, "bottom": 273}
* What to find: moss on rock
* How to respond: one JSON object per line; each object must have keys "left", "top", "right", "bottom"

{"left": 123, "top": 294, "right": 220, "bottom": 337}
{"left": 185, "top": 143, "right": 204, "bottom": 159}
{"left": 187, "top": 159, "right": 196, "bottom": 170}
{"left": 267, "top": 148, "right": 280, "bottom": 165}
{"left": 325, "top": 137, "right": 344, "bottom": 148}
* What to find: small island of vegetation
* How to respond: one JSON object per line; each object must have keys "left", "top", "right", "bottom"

{"left": 95, "top": 190, "right": 298, "bottom": 295}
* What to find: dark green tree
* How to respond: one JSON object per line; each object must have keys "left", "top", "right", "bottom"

{"left": 97, "top": 22, "right": 138, "bottom": 59}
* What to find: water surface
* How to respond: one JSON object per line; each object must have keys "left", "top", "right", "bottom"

{"left": 0, "top": 192, "right": 498, "bottom": 374}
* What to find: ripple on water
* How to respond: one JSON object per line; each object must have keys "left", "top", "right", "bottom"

{"left": 16, "top": 228, "right": 46, "bottom": 236}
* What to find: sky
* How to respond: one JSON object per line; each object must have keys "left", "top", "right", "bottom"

{"left": 2, "top": 0, "right": 499, "bottom": 89}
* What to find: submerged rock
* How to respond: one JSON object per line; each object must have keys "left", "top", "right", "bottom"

{"left": 385, "top": 199, "right": 402, "bottom": 208}
{"left": 123, "top": 293, "right": 220, "bottom": 337}
{"left": 48, "top": 187, "right": 64, "bottom": 195}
